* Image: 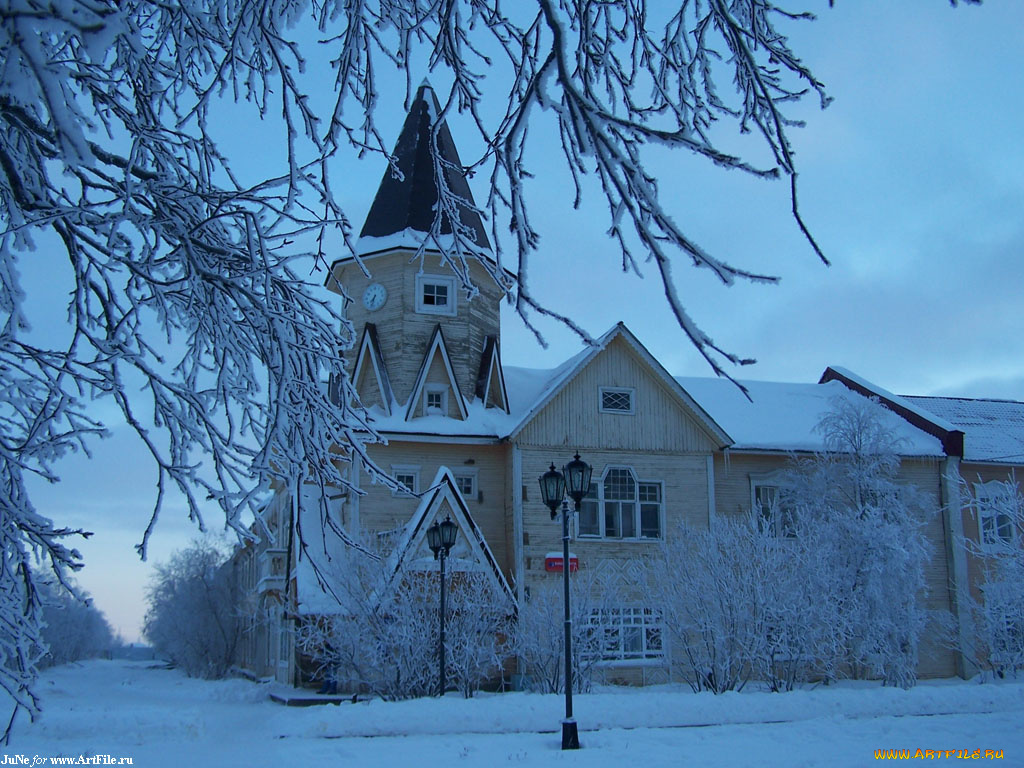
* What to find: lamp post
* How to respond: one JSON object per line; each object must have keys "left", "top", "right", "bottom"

{"left": 539, "top": 452, "right": 592, "bottom": 751}
{"left": 426, "top": 514, "right": 458, "bottom": 697}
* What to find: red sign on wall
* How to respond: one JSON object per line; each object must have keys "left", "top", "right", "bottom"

{"left": 544, "top": 554, "right": 578, "bottom": 572}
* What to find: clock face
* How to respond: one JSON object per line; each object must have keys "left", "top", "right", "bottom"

{"left": 362, "top": 283, "right": 387, "bottom": 311}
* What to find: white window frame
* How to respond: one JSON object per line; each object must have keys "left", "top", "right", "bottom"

{"left": 751, "top": 474, "right": 797, "bottom": 539}
{"left": 599, "top": 386, "right": 635, "bottom": 415}
{"left": 974, "top": 481, "right": 1017, "bottom": 552}
{"left": 391, "top": 465, "right": 420, "bottom": 497}
{"left": 415, "top": 273, "right": 457, "bottom": 316}
{"left": 576, "top": 465, "right": 663, "bottom": 541}
{"left": 585, "top": 606, "right": 664, "bottom": 665}
{"left": 454, "top": 469, "right": 478, "bottom": 499}
{"left": 424, "top": 384, "right": 448, "bottom": 416}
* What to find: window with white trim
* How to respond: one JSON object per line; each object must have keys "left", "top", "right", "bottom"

{"left": 585, "top": 607, "right": 663, "bottom": 662}
{"left": 454, "top": 471, "right": 477, "bottom": 499}
{"left": 424, "top": 384, "right": 448, "bottom": 416}
{"left": 578, "top": 483, "right": 600, "bottom": 537}
{"left": 576, "top": 466, "right": 662, "bottom": 540}
{"left": 752, "top": 481, "right": 796, "bottom": 539}
{"left": 391, "top": 465, "right": 419, "bottom": 497}
{"left": 415, "top": 274, "right": 457, "bottom": 316}
{"left": 599, "top": 387, "right": 635, "bottom": 414}
{"left": 975, "top": 482, "right": 1017, "bottom": 551}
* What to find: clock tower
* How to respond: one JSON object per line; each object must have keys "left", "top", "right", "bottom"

{"left": 326, "top": 83, "right": 510, "bottom": 420}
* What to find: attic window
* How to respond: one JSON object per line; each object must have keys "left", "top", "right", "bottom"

{"left": 424, "top": 385, "right": 448, "bottom": 415}
{"left": 600, "top": 387, "right": 634, "bottom": 414}
{"left": 416, "top": 274, "right": 457, "bottom": 316}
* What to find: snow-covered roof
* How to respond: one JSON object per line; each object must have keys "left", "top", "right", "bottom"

{"left": 358, "top": 323, "right": 732, "bottom": 446}
{"left": 676, "top": 377, "right": 946, "bottom": 456}
{"left": 821, "top": 366, "right": 959, "bottom": 433}
{"left": 356, "top": 358, "right": 568, "bottom": 439}
{"left": 903, "top": 396, "right": 1024, "bottom": 464}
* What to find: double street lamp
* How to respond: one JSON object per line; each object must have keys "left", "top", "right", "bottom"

{"left": 427, "top": 515, "right": 458, "bottom": 697}
{"left": 539, "top": 452, "right": 593, "bottom": 751}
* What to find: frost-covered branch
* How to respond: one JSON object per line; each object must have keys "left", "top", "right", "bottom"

{"left": 0, "top": 0, "right": 966, "bottom": 737}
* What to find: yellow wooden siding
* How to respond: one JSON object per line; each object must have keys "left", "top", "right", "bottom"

{"left": 958, "top": 463, "right": 1022, "bottom": 604}
{"left": 336, "top": 251, "right": 502, "bottom": 406}
{"left": 354, "top": 354, "right": 386, "bottom": 410}
{"left": 516, "top": 446, "right": 709, "bottom": 592}
{"left": 517, "top": 336, "right": 720, "bottom": 453}
{"left": 357, "top": 442, "right": 510, "bottom": 576}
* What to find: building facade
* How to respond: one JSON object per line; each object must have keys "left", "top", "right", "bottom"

{"left": 232, "top": 84, "right": 1024, "bottom": 687}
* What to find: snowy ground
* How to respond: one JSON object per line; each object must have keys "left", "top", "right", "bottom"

{"left": 8, "top": 660, "right": 1024, "bottom": 766}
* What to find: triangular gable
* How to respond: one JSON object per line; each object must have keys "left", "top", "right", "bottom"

{"left": 405, "top": 325, "right": 469, "bottom": 421}
{"left": 383, "top": 466, "right": 514, "bottom": 603}
{"left": 352, "top": 323, "right": 394, "bottom": 415}
{"left": 475, "top": 336, "right": 510, "bottom": 414}
{"left": 509, "top": 322, "right": 732, "bottom": 447}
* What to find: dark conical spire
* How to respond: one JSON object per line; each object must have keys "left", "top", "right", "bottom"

{"left": 359, "top": 83, "right": 490, "bottom": 250}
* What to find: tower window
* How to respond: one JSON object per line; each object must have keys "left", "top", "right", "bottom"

{"left": 424, "top": 385, "right": 448, "bottom": 415}
{"left": 416, "top": 274, "right": 457, "bottom": 316}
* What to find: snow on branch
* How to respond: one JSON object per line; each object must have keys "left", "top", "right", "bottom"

{"left": 0, "top": 0, "right": 879, "bottom": 737}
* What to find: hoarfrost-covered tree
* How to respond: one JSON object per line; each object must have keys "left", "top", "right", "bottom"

{"left": 657, "top": 396, "right": 936, "bottom": 691}
{"left": 143, "top": 541, "right": 240, "bottom": 679}
{"left": 657, "top": 516, "right": 835, "bottom": 693}
{"left": 37, "top": 580, "right": 114, "bottom": 669}
{"left": 0, "top": 0, "right": 981, "bottom": 738}
{"left": 960, "top": 480, "right": 1024, "bottom": 678}
{"left": 444, "top": 573, "right": 515, "bottom": 698}
{"left": 783, "top": 396, "right": 935, "bottom": 688}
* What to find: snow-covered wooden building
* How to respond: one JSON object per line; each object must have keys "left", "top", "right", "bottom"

{"left": 232, "top": 84, "right": 1024, "bottom": 688}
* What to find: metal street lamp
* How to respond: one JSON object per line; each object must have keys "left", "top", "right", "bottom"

{"left": 539, "top": 453, "right": 592, "bottom": 750}
{"left": 427, "top": 514, "right": 458, "bottom": 697}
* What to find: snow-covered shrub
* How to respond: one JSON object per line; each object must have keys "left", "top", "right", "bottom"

{"left": 144, "top": 541, "right": 240, "bottom": 679}
{"left": 960, "top": 480, "right": 1024, "bottom": 679}
{"left": 512, "top": 569, "right": 620, "bottom": 694}
{"left": 295, "top": 532, "right": 512, "bottom": 700}
{"left": 37, "top": 581, "right": 115, "bottom": 669}
{"left": 444, "top": 573, "right": 515, "bottom": 697}
{"left": 657, "top": 516, "right": 828, "bottom": 693}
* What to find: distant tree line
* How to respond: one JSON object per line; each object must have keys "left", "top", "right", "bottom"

{"left": 36, "top": 581, "right": 118, "bottom": 669}
{"left": 143, "top": 541, "right": 240, "bottom": 679}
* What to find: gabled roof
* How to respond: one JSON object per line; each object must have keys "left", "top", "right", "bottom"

{"left": 475, "top": 336, "right": 510, "bottom": 414}
{"left": 507, "top": 322, "right": 732, "bottom": 447}
{"left": 359, "top": 82, "right": 489, "bottom": 251}
{"left": 384, "top": 467, "right": 514, "bottom": 602}
{"left": 679, "top": 376, "right": 945, "bottom": 456}
{"left": 820, "top": 366, "right": 964, "bottom": 456}
{"left": 405, "top": 324, "right": 469, "bottom": 421}
{"left": 903, "top": 395, "right": 1024, "bottom": 465}
{"left": 352, "top": 323, "right": 394, "bottom": 416}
